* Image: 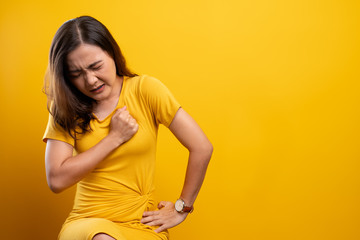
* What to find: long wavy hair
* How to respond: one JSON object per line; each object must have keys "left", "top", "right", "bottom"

{"left": 44, "top": 16, "right": 137, "bottom": 139}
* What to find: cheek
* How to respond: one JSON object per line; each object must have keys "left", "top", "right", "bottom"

{"left": 98, "top": 68, "right": 114, "bottom": 80}
{"left": 102, "top": 61, "right": 117, "bottom": 77}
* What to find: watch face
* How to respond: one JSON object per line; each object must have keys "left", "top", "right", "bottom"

{"left": 175, "top": 199, "right": 184, "bottom": 212}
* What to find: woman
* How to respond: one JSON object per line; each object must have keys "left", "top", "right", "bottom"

{"left": 43, "top": 16, "right": 212, "bottom": 240}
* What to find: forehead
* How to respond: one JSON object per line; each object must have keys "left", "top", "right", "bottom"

{"left": 66, "top": 44, "right": 108, "bottom": 68}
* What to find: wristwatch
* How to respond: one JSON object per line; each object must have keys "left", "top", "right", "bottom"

{"left": 175, "top": 199, "right": 194, "bottom": 213}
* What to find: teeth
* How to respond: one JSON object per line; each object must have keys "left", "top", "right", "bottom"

{"left": 92, "top": 85, "right": 103, "bottom": 91}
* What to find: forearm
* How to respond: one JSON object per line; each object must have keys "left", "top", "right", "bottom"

{"left": 179, "top": 147, "right": 213, "bottom": 206}
{"left": 46, "top": 134, "right": 121, "bottom": 193}
{"left": 141, "top": 147, "right": 212, "bottom": 233}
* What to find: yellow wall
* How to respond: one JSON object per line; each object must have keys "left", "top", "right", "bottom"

{"left": 1, "top": 0, "right": 359, "bottom": 239}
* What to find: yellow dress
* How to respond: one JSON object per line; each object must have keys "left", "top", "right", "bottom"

{"left": 43, "top": 75, "right": 181, "bottom": 240}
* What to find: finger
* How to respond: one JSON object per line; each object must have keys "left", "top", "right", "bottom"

{"left": 117, "top": 112, "right": 130, "bottom": 122}
{"left": 141, "top": 216, "right": 160, "bottom": 225}
{"left": 113, "top": 108, "right": 128, "bottom": 119}
{"left": 154, "top": 225, "right": 166, "bottom": 233}
{"left": 144, "top": 219, "right": 161, "bottom": 227}
{"left": 142, "top": 211, "right": 151, "bottom": 217}
{"left": 141, "top": 214, "right": 158, "bottom": 222}
{"left": 126, "top": 114, "right": 135, "bottom": 123}
{"left": 158, "top": 201, "right": 166, "bottom": 209}
{"left": 142, "top": 210, "right": 159, "bottom": 217}
{"left": 140, "top": 216, "right": 152, "bottom": 224}
{"left": 113, "top": 106, "right": 126, "bottom": 115}
{"left": 128, "top": 115, "right": 137, "bottom": 123}
{"left": 120, "top": 110, "right": 129, "bottom": 118}
{"left": 131, "top": 122, "right": 139, "bottom": 131}
{"left": 119, "top": 106, "right": 127, "bottom": 111}
{"left": 129, "top": 122, "right": 139, "bottom": 132}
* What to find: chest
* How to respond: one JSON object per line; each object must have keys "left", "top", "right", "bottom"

{"left": 74, "top": 94, "right": 159, "bottom": 162}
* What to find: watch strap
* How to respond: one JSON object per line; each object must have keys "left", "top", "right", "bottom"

{"left": 183, "top": 205, "right": 194, "bottom": 213}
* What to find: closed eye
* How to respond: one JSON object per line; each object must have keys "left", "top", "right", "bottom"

{"left": 88, "top": 60, "right": 103, "bottom": 70}
{"left": 69, "top": 71, "right": 81, "bottom": 79}
{"left": 73, "top": 74, "right": 81, "bottom": 78}
{"left": 91, "top": 64, "right": 103, "bottom": 70}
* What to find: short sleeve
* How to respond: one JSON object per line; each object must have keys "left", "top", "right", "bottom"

{"left": 43, "top": 113, "right": 75, "bottom": 146}
{"left": 139, "top": 76, "right": 181, "bottom": 127}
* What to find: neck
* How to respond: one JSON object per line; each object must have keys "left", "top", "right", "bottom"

{"left": 93, "top": 76, "right": 123, "bottom": 119}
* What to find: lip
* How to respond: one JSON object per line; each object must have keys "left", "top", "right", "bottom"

{"left": 90, "top": 84, "right": 105, "bottom": 93}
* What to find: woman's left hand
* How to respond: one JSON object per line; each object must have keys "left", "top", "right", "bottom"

{"left": 141, "top": 201, "right": 188, "bottom": 233}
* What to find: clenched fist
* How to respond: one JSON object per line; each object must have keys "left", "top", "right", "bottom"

{"left": 108, "top": 106, "right": 139, "bottom": 146}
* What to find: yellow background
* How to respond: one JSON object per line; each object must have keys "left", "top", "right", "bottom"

{"left": 1, "top": 0, "right": 359, "bottom": 239}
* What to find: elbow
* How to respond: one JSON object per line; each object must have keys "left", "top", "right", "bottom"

{"left": 192, "top": 140, "right": 213, "bottom": 164}
{"left": 49, "top": 184, "right": 63, "bottom": 194}
{"left": 203, "top": 141, "right": 213, "bottom": 157}
{"left": 208, "top": 141, "right": 214, "bottom": 154}
{"left": 47, "top": 174, "right": 66, "bottom": 194}
{"left": 205, "top": 142, "right": 213, "bottom": 163}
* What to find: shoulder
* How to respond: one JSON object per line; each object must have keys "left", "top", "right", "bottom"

{"left": 126, "top": 74, "right": 167, "bottom": 96}
{"left": 43, "top": 113, "right": 75, "bottom": 146}
{"left": 126, "top": 74, "right": 162, "bottom": 88}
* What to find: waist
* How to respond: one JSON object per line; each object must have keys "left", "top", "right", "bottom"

{"left": 67, "top": 180, "right": 156, "bottom": 223}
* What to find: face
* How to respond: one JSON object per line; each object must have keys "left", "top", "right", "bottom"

{"left": 66, "top": 43, "right": 121, "bottom": 103}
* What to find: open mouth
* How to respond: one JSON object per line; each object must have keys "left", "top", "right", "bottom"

{"left": 90, "top": 84, "right": 105, "bottom": 92}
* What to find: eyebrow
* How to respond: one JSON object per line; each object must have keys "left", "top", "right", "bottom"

{"left": 69, "top": 60, "right": 103, "bottom": 73}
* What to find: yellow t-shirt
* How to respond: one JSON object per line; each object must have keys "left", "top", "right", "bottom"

{"left": 43, "top": 75, "right": 181, "bottom": 240}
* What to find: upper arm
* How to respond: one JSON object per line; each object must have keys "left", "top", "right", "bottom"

{"left": 45, "top": 139, "right": 74, "bottom": 179}
{"left": 169, "top": 108, "right": 212, "bottom": 153}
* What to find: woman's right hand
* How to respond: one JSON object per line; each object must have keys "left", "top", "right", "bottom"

{"left": 108, "top": 106, "right": 139, "bottom": 146}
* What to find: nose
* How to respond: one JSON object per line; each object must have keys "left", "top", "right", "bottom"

{"left": 84, "top": 70, "right": 97, "bottom": 86}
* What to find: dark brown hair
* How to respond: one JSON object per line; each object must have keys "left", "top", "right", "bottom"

{"left": 44, "top": 16, "right": 137, "bottom": 139}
